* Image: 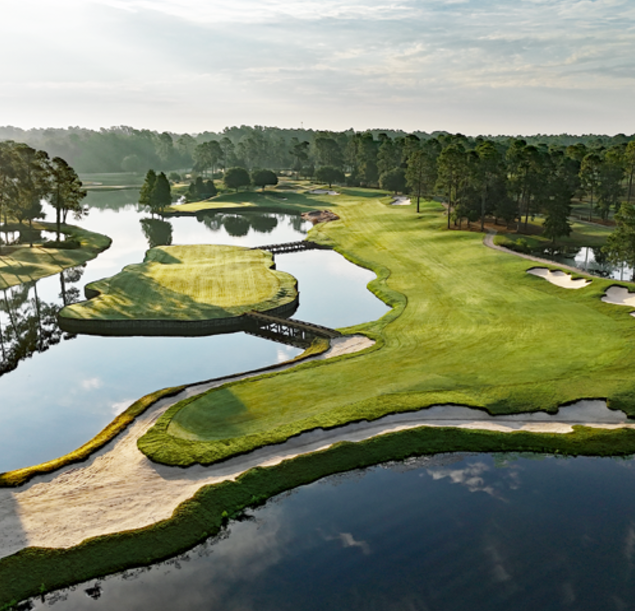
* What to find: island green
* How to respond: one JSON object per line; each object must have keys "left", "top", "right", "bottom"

{"left": 59, "top": 244, "right": 298, "bottom": 323}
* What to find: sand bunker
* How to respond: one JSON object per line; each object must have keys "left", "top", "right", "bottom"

{"left": 0, "top": 335, "right": 373, "bottom": 559}
{"left": 527, "top": 267, "right": 591, "bottom": 289}
{"left": 602, "top": 286, "right": 635, "bottom": 312}
{"left": 0, "top": 387, "right": 631, "bottom": 561}
{"left": 390, "top": 196, "right": 411, "bottom": 206}
{"left": 309, "top": 189, "right": 340, "bottom": 196}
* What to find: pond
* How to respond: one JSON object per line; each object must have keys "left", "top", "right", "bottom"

{"left": 0, "top": 191, "right": 389, "bottom": 472}
{"left": 538, "top": 245, "right": 633, "bottom": 281}
{"left": 31, "top": 452, "right": 635, "bottom": 611}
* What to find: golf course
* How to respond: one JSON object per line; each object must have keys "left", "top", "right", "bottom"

{"left": 131, "top": 188, "right": 635, "bottom": 465}
{"left": 0, "top": 222, "right": 111, "bottom": 291}
{"left": 59, "top": 244, "right": 298, "bottom": 328}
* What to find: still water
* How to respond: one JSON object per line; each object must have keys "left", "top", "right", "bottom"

{"left": 0, "top": 191, "right": 388, "bottom": 471}
{"left": 539, "top": 245, "right": 633, "bottom": 281}
{"left": 34, "top": 453, "right": 635, "bottom": 611}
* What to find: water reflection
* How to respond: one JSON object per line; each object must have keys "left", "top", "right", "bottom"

{"left": 139, "top": 218, "right": 173, "bottom": 249}
{"left": 196, "top": 212, "right": 280, "bottom": 237}
{"left": 0, "top": 199, "right": 387, "bottom": 471}
{"left": 0, "top": 266, "right": 84, "bottom": 376}
{"left": 539, "top": 245, "right": 633, "bottom": 281}
{"left": 35, "top": 453, "right": 635, "bottom": 611}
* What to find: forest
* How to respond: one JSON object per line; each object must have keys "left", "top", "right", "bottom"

{"left": 2, "top": 125, "right": 635, "bottom": 250}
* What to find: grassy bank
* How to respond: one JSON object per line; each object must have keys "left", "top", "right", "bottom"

{"left": 492, "top": 217, "right": 613, "bottom": 254}
{"left": 165, "top": 186, "right": 386, "bottom": 216}
{"left": 0, "top": 223, "right": 111, "bottom": 291}
{"left": 4, "top": 424, "right": 635, "bottom": 609}
{"left": 59, "top": 244, "right": 297, "bottom": 322}
{"left": 0, "top": 386, "right": 186, "bottom": 488}
{"left": 139, "top": 191, "right": 635, "bottom": 467}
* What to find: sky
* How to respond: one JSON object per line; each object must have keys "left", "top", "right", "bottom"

{"left": 0, "top": 0, "right": 634, "bottom": 135}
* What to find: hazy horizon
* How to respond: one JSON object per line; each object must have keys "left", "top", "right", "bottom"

{"left": 2, "top": 0, "right": 634, "bottom": 135}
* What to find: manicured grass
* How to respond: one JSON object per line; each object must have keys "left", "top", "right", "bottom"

{"left": 494, "top": 217, "right": 613, "bottom": 253}
{"left": 60, "top": 245, "right": 297, "bottom": 321}
{"left": 165, "top": 187, "right": 385, "bottom": 215}
{"left": 0, "top": 222, "right": 111, "bottom": 291}
{"left": 139, "top": 191, "right": 635, "bottom": 466}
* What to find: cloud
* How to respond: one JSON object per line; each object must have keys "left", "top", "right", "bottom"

{"left": 1, "top": 0, "right": 634, "bottom": 133}
{"left": 338, "top": 532, "right": 371, "bottom": 555}
{"left": 111, "top": 400, "right": 134, "bottom": 415}
{"left": 427, "top": 461, "right": 501, "bottom": 497}
{"left": 81, "top": 377, "right": 103, "bottom": 391}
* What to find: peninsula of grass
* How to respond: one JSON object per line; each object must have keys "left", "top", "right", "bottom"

{"left": 165, "top": 185, "right": 388, "bottom": 216}
{"left": 58, "top": 244, "right": 298, "bottom": 334}
{"left": 0, "top": 222, "right": 111, "bottom": 291}
{"left": 139, "top": 191, "right": 635, "bottom": 467}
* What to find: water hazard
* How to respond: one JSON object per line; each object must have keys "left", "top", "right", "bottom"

{"left": 0, "top": 191, "right": 388, "bottom": 471}
{"left": 35, "top": 453, "right": 635, "bottom": 611}
{"left": 538, "top": 245, "right": 634, "bottom": 281}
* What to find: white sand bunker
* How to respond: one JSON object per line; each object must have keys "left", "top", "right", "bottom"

{"left": 0, "top": 392, "right": 631, "bottom": 562}
{"left": 602, "top": 286, "right": 635, "bottom": 312}
{"left": 309, "top": 189, "right": 339, "bottom": 196}
{"left": 527, "top": 267, "right": 590, "bottom": 289}
{"left": 390, "top": 196, "right": 411, "bottom": 206}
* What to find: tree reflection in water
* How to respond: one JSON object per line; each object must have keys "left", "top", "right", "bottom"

{"left": 140, "top": 218, "right": 173, "bottom": 249}
{"left": 196, "top": 212, "right": 283, "bottom": 237}
{"left": 0, "top": 265, "right": 85, "bottom": 376}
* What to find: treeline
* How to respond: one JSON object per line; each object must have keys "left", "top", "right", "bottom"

{"left": 1, "top": 124, "right": 633, "bottom": 176}
{"left": 400, "top": 135, "right": 635, "bottom": 241}
{"left": 0, "top": 141, "right": 86, "bottom": 240}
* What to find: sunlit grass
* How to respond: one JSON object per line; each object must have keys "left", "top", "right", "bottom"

{"left": 60, "top": 244, "right": 297, "bottom": 321}
{"left": 140, "top": 191, "right": 635, "bottom": 466}
{"left": 0, "top": 222, "right": 111, "bottom": 290}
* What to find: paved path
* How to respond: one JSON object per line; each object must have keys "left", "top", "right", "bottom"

{"left": 483, "top": 230, "right": 600, "bottom": 280}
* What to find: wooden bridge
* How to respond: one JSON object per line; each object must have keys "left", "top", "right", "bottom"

{"left": 243, "top": 311, "right": 341, "bottom": 348}
{"left": 251, "top": 241, "right": 331, "bottom": 255}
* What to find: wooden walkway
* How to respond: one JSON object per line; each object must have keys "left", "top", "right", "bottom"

{"left": 251, "top": 241, "right": 331, "bottom": 255}
{"left": 243, "top": 310, "right": 341, "bottom": 348}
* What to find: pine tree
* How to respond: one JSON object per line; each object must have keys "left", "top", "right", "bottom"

{"left": 139, "top": 170, "right": 157, "bottom": 208}
{"left": 150, "top": 172, "right": 171, "bottom": 215}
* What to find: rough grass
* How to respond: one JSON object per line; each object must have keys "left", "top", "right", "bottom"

{"left": 494, "top": 217, "right": 613, "bottom": 251}
{"left": 4, "top": 424, "right": 635, "bottom": 609}
{"left": 0, "top": 223, "right": 111, "bottom": 291}
{"left": 139, "top": 192, "right": 635, "bottom": 466}
{"left": 59, "top": 244, "right": 297, "bottom": 321}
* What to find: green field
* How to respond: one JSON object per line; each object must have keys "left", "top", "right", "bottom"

{"left": 139, "top": 191, "right": 635, "bottom": 466}
{"left": 0, "top": 222, "right": 111, "bottom": 291}
{"left": 166, "top": 185, "right": 388, "bottom": 215}
{"left": 59, "top": 244, "right": 298, "bottom": 321}
{"left": 494, "top": 216, "right": 613, "bottom": 253}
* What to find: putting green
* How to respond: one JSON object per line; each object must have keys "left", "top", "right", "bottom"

{"left": 60, "top": 244, "right": 297, "bottom": 321}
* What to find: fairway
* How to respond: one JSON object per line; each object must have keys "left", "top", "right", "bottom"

{"left": 60, "top": 244, "right": 298, "bottom": 321}
{"left": 140, "top": 191, "right": 635, "bottom": 466}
